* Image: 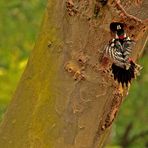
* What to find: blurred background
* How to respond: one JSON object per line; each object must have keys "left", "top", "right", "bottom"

{"left": 0, "top": 0, "right": 147, "bottom": 147}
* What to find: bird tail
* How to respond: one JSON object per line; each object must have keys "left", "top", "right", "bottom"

{"left": 111, "top": 61, "right": 142, "bottom": 87}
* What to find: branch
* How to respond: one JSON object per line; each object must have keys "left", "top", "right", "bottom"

{"left": 120, "top": 123, "right": 148, "bottom": 147}
{"left": 129, "top": 130, "right": 148, "bottom": 144}
{"left": 120, "top": 122, "right": 133, "bottom": 145}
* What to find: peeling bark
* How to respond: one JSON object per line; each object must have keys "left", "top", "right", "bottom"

{"left": 0, "top": 0, "right": 147, "bottom": 148}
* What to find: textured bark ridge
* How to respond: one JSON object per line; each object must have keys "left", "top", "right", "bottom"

{"left": 0, "top": 0, "right": 147, "bottom": 148}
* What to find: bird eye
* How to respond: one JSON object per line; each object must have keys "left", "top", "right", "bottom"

{"left": 110, "top": 22, "right": 124, "bottom": 32}
{"left": 117, "top": 25, "right": 121, "bottom": 30}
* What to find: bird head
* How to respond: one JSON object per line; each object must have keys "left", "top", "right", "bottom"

{"left": 110, "top": 22, "right": 126, "bottom": 40}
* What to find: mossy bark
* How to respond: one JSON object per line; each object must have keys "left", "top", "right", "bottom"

{"left": 0, "top": 0, "right": 147, "bottom": 148}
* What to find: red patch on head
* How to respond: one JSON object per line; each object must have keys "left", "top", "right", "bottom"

{"left": 119, "top": 35, "right": 125, "bottom": 39}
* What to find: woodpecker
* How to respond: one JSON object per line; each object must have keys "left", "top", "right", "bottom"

{"left": 104, "top": 22, "right": 142, "bottom": 87}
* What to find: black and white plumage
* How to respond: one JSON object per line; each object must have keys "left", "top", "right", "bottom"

{"left": 104, "top": 37, "right": 135, "bottom": 69}
{"left": 104, "top": 22, "right": 141, "bottom": 87}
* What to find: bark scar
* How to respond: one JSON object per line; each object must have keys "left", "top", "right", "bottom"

{"left": 66, "top": 0, "right": 78, "bottom": 16}
{"left": 110, "top": 0, "right": 148, "bottom": 40}
{"left": 64, "top": 61, "right": 85, "bottom": 81}
{"left": 101, "top": 92, "right": 123, "bottom": 131}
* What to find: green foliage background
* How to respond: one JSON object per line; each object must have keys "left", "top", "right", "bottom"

{"left": 0, "top": 1, "right": 147, "bottom": 147}
{"left": 0, "top": 0, "right": 46, "bottom": 119}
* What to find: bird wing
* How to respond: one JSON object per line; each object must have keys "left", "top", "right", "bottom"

{"left": 104, "top": 39, "right": 126, "bottom": 68}
{"left": 122, "top": 38, "right": 136, "bottom": 61}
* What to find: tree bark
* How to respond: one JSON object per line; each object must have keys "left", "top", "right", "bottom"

{"left": 0, "top": 0, "right": 147, "bottom": 148}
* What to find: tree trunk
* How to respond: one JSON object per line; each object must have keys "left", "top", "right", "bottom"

{"left": 0, "top": 0, "right": 147, "bottom": 147}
